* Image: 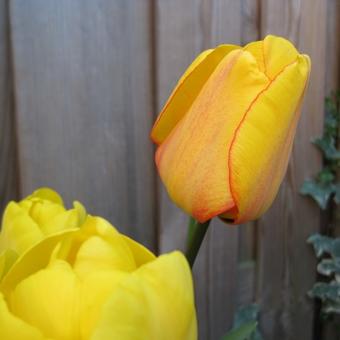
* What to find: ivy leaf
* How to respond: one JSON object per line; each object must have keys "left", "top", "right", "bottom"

{"left": 222, "top": 322, "right": 258, "bottom": 340}
{"left": 323, "top": 300, "right": 340, "bottom": 314}
{"left": 317, "top": 259, "right": 340, "bottom": 276}
{"left": 308, "top": 281, "right": 340, "bottom": 301}
{"left": 300, "top": 180, "right": 335, "bottom": 209}
{"left": 313, "top": 137, "right": 340, "bottom": 161}
{"left": 307, "top": 234, "right": 334, "bottom": 257}
{"left": 330, "top": 239, "right": 340, "bottom": 258}
{"left": 233, "top": 304, "right": 263, "bottom": 340}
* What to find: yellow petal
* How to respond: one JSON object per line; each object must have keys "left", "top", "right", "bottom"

{"left": 0, "top": 292, "right": 46, "bottom": 340}
{"left": 262, "top": 35, "right": 299, "bottom": 79}
{"left": 122, "top": 235, "right": 156, "bottom": 267}
{"left": 0, "top": 202, "right": 44, "bottom": 255}
{"left": 9, "top": 260, "right": 80, "bottom": 340}
{"left": 151, "top": 44, "right": 239, "bottom": 144}
{"left": 39, "top": 201, "right": 86, "bottom": 236}
{"left": 58, "top": 216, "right": 136, "bottom": 278}
{"left": 228, "top": 54, "right": 310, "bottom": 223}
{"left": 24, "top": 187, "right": 64, "bottom": 206}
{"left": 92, "top": 251, "right": 197, "bottom": 340}
{"left": 1, "top": 229, "right": 78, "bottom": 294}
{"left": 156, "top": 49, "right": 269, "bottom": 222}
{"left": 80, "top": 270, "right": 128, "bottom": 339}
{"left": 0, "top": 249, "right": 18, "bottom": 281}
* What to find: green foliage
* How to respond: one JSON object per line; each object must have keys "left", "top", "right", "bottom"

{"left": 222, "top": 322, "right": 258, "bottom": 340}
{"left": 301, "top": 91, "right": 340, "bottom": 208}
{"left": 221, "top": 304, "right": 263, "bottom": 340}
{"left": 305, "top": 91, "right": 340, "bottom": 324}
{"left": 308, "top": 234, "right": 340, "bottom": 316}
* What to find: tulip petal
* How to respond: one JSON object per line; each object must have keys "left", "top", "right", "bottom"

{"left": 1, "top": 229, "right": 78, "bottom": 294}
{"left": 9, "top": 260, "right": 80, "bottom": 340}
{"left": 122, "top": 235, "right": 156, "bottom": 267}
{"left": 80, "top": 270, "right": 128, "bottom": 339}
{"left": 56, "top": 216, "right": 136, "bottom": 277}
{"left": 0, "top": 202, "right": 44, "bottom": 255}
{"left": 92, "top": 251, "right": 197, "bottom": 340}
{"left": 38, "top": 201, "right": 86, "bottom": 235}
{"left": 156, "top": 50, "right": 269, "bottom": 222}
{"left": 24, "top": 187, "right": 64, "bottom": 206}
{"left": 0, "top": 249, "right": 18, "bottom": 281}
{"left": 262, "top": 35, "right": 299, "bottom": 79}
{"left": 227, "top": 54, "right": 311, "bottom": 223}
{"left": 244, "top": 35, "right": 298, "bottom": 79}
{"left": 0, "top": 292, "right": 46, "bottom": 340}
{"left": 151, "top": 44, "right": 239, "bottom": 144}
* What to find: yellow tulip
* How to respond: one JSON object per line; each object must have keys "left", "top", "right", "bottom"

{"left": 0, "top": 190, "right": 197, "bottom": 340}
{"left": 151, "top": 35, "right": 310, "bottom": 224}
{"left": 0, "top": 188, "right": 86, "bottom": 280}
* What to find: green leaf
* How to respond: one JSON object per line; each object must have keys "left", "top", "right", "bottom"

{"left": 313, "top": 137, "right": 340, "bottom": 161}
{"left": 323, "top": 300, "right": 340, "bottom": 314}
{"left": 300, "top": 180, "right": 335, "bottom": 209}
{"left": 233, "top": 304, "right": 263, "bottom": 340}
{"left": 222, "top": 321, "right": 258, "bottom": 340}
{"left": 317, "top": 259, "right": 340, "bottom": 276}
{"left": 307, "top": 234, "right": 334, "bottom": 257}
{"left": 234, "top": 304, "right": 259, "bottom": 327}
{"left": 308, "top": 281, "right": 340, "bottom": 301}
{"left": 330, "top": 239, "right": 340, "bottom": 258}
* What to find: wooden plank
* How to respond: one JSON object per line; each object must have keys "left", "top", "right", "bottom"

{"left": 257, "top": 1, "right": 327, "bottom": 339}
{"left": 9, "top": 0, "right": 156, "bottom": 249}
{"left": 325, "top": 0, "right": 340, "bottom": 95}
{"left": 0, "top": 0, "right": 18, "bottom": 214}
{"left": 156, "top": 1, "right": 249, "bottom": 338}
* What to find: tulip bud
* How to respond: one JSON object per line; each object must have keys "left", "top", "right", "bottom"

{"left": 151, "top": 35, "right": 310, "bottom": 224}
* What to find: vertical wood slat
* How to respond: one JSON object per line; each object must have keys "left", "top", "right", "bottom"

{"left": 325, "top": 0, "right": 340, "bottom": 95}
{"left": 257, "top": 1, "right": 327, "bottom": 339}
{"left": 0, "top": 0, "right": 18, "bottom": 213}
{"left": 9, "top": 0, "right": 156, "bottom": 250}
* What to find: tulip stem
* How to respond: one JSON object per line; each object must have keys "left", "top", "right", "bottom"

{"left": 185, "top": 218, "right": 211, "bottom": 268}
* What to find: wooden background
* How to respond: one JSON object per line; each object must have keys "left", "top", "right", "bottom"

{"left": 0, "top": 0, "right": 339, "bottom": 339}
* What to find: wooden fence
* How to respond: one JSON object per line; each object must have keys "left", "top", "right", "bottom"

{"left": 0, "top": 1, "right": 339, "bottom": 339}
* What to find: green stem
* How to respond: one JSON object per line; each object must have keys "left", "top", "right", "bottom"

{"left": 185, "top": 217, "right": 211, "bottom": 268}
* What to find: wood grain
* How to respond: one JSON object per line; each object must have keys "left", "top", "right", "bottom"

{"left": 325, "top": 0, "right": 340, "bottom": 95}
{"left": 0, "top": 0, "right": 18, "bottom": 215}
{"left": 257, "top": 1, "right": 327, "bottom": 339}
{"left": 9, "top": 0, "right": 156, "bottom": 249}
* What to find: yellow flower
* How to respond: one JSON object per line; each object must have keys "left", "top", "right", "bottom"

{"left": 0, "top": 190, "right": 197, "bottom": 340}
{"left": 151, "top": 35, "right": 310, "bottom": 224}
{"left": 0, "top": 188, "right": 86, "bottom": 280}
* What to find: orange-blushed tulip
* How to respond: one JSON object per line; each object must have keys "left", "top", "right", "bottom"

{"left": 0, "top": 189, "right": 197, "bottom": 340}
{"left": 151, "top": 35, "right": 311, "bottom": 224}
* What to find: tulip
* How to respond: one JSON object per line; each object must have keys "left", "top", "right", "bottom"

{"left": 0, "top": 188, "right": 86, "bottom": 280}
{"left": 0, "top": 190, "right": 197, "bottom": 340}
{"left": 151, "top": 35, "right": 310, "bottom": 224}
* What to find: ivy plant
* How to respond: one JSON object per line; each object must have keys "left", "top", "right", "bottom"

{"left": 222, "top": 304, "right": 263, "bottom": 340}
{"left": 301, "top": 91, "right": 340, "bottom": 209}
{"left": 308, "top": 234, "right": 340, "bottom": 315}
{"left": 303, "top": 91, "right": 340, "bottom": 325}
